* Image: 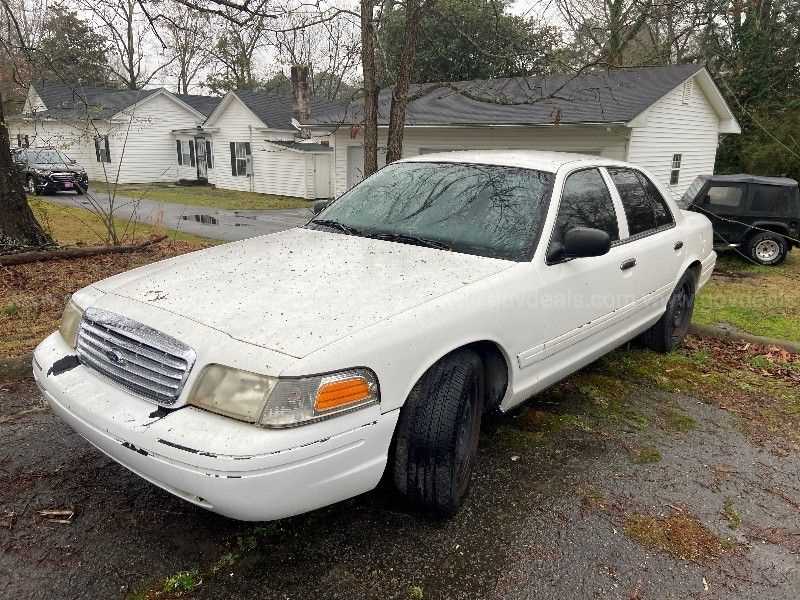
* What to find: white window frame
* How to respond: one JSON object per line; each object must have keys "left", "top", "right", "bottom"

{"left": 234, "top": 142, "right": 249, "bottom": 177}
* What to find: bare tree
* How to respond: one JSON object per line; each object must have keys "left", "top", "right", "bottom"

{"left": 360, "top": 0, "right": 379, "bottom": 177}
{"left": 268, "top": 7, "right": 360, "bottom": 100}
{"left": 162, "top": 1, "right": 213, "bottom": 94}
{"left": 81, "top": 0, "right": 173, "bottom": 89}
{"left": 204, "top": 10, "right": 267, "bottom": 93}
{"left": 557, "top": 0, "right": 653, "bottom": 67}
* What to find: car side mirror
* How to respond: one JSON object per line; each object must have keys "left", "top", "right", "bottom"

{"left": 312, "top": 199, "right": 331, "bottom": 215}
{"left": 549, "top": 227, "right": 611, "bottom": 262}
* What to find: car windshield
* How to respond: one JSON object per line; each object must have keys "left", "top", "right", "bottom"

{"left": 310, "top": 161, "right": 554, "bottom": 261}
{"left": 28, "top": 149, "right": 67, "bottom": 164}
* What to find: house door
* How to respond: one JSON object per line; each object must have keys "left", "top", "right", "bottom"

{"left": 195, "top": 137, "right": 208, "bottom": 180}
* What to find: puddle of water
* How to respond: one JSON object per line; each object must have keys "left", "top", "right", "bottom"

{"left": 181, "top": 214, "right": 218, "bottom": 225}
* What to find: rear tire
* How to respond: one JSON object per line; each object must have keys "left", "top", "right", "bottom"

{"left": 641, "top": 269, "right": 697, "bottom": 353}
{"left": 746, "top": 231, "right": 787, "bottom": 266}
{"left": 392, "top": 349, "right": 484, "bottom": 516}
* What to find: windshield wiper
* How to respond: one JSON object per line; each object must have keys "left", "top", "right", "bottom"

{"left": 368, "top": 232, "right": 452, "bottom": 251}
{"left": 309, "top": 219, "right": 362, "bottom": 236}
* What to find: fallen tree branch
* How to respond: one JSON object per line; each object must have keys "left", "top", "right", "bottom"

{"left": 0, "top": 236, "right": 168, "bottom": 266}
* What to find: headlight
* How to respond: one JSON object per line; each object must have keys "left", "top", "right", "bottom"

{"left": 188, "top": 365, "right": 379, "bottom": 428}
{"left": 59, "top": 300, "right": 83, "bottom": 348}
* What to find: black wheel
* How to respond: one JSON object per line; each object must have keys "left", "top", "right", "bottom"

{"left": 75, "top": 185, "right": 84, "bottom": 196}
{"left": 746, "top": 231, "right": 787, "bottom": 266}
{"left": 392, "top": 349, "right": 484, "bottom": 516}
{"left": 641, "top": 269, "right": 697, "bottom": 353}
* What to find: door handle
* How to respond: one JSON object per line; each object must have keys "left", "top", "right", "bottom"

{"left": 620, "top": 258, "right": 637, "bottom": 271}
{"left": 674, "top": 241, "right": 684, "bottom": 251}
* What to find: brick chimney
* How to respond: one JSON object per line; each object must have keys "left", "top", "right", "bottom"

{"left": 291, "top": 65, "right": 311, "bottom": 131}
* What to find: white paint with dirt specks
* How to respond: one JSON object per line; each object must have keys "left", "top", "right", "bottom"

{"left": 34, "top": 151, "right": 716, "bottom": 521}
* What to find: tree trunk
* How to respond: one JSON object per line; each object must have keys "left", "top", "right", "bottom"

{"left": 385, "top": 0, "right": 425, "bottom": 164}
{"left": 360, "top": 0, "right": 379, "bottom": 177}
{"left": 0, "top": 92, "right": 53, "bottom": 252}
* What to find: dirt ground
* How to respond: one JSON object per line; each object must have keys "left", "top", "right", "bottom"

{"left": 1, "top": 337, "right": 798, "bottom": 600}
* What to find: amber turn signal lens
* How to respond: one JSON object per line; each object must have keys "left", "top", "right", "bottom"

{"left": 315, "top": 377, "right": 370, "bottom": 412}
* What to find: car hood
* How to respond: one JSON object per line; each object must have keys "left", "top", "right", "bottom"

{"left": 91, "top": 228, "right": 514, "bottom": 357}
{"left": 31, "top": 162, "right": 81, "bottom": 172}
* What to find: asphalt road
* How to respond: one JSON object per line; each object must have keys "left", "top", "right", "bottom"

{"left": 2, "top": 361, "right": 798, "bottom": 600}
{"left": 43, "top": 191, "right": 313, "bottom": 242}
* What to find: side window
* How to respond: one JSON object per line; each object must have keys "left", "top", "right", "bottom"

{"left": 749, "top": 185, "right": 790, "bottom": 214}
{"left": 706, "top": 186, "right": 744, "bottom": 210}
{"left": 608, "top": 168, "right": 674, "bottom": 236}
{"left": 552, "top": 168, "right": 619, "bottom": 246}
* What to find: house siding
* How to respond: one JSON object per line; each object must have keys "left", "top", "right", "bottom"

{"left": 330, "top": 125, "right": 629, "bottom": 196}
{"left": 626, "top": 76, "right": 721, "bottom": 200}
{"left": 205, "top": 97, "right": 313, "bottom": 199}
{"left": 11, "top": 93, "right": 205, "bottom": 184}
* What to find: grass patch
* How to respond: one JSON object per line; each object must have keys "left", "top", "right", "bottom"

{"left": 93, "top": 182, "right": 310, "bottom": 211}
{"left": 407, "top": 585, "right": 425, "bottom": 600}
{"left": 694, "top": 253, "right": 800, "bottom": 342}
{"left": 632, "top": 447, "right": 663, "bottom": 464}
{"left": 31, "top": 198, "right": 212, "bottom": 246}
{"left": 624, "top": 512, "right": 734, "bottom": 562}
{"left": 722, "top": 498, "right": 742, "bottom": 530}
{"left": 662, "top": 408, "right": 698, "bottom": 433}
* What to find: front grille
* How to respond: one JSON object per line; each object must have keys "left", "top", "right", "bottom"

{"left": 76, "top": 308, "right": 196, "bottom": 405}
{"left": 50, "top": 172, "right": 77, "bottom": 182}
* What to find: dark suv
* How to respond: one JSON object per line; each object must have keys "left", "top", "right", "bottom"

{"left": 12, "top": 147, "right": 89, "bottom": 195}
{"left": 680, "top": 174, "right": 800, "bottom": 265}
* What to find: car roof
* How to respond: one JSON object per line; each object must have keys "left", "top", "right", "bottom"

{"left": 399, "top": 150, "right": 628, "bottom": 173}
{"left": 697, "top": 174, "right": 799, "bottom": 187}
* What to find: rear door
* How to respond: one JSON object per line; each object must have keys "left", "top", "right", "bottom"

{"left": 605, "top": 167, "right": 680, "bottom": 328}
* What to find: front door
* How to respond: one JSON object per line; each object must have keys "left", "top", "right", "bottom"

{"left": 512, "top": 167, "right": 629, "bottom": 397}
{"left": 698, "top": 182, "right": 749, "bottom": 245}
{"left": 195, "top": 137, "right": 208, "bottom": 180}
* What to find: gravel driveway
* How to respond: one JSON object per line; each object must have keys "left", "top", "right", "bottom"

{"left": 2, "top": 339, "right": 798, "bottom": 600}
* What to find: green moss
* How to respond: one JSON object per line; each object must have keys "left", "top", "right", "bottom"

{"left": 2, "top": 302, "right": 18, "bottom": 317}
{"left": 624, "top": 513, "right": 732, "bottom": 562}
{"left": 663, "top": 408, "right": 698, "bottom": 433}
{"left": 722, "top": 498, "right": 741, "bottom": 530}
{"left": 633, "top": 447, "right": 662, "bottom": 464}
{"left": 162, "top": 570, "right": 201, "bottom": 593}
{"left": 407, "top": 585, "right": 425, "bottom": 600}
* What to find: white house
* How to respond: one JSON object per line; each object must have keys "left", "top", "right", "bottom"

{"left": 8, "top": 81, "right": 220, "bottom": 184}
{"left": 173, "top": 90, "right": 343, "bottom": 199}
{"left": 305, "top": 64, "right": 740, "bottom": 200}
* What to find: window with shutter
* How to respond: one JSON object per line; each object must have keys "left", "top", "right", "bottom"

{"left": 176, "top": 140, "right": 183, "bottom": 165}
{"left": 189, "top": 141, "right": 196, "bottom": 167}
{"left": 206, "top": 141, "right": 213, "bottom": 169}
{"left": 230, "top": 142, "right": 250, "bottom": 176}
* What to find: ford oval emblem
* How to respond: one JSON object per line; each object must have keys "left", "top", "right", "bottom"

{"left": 105, "top": 349, "right": 124, "bottom": 365}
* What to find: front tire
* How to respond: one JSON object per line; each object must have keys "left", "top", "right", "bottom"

{"left": 641, "top": 269, "right": 697, "bottom": 353}
{"left": 746, "top": 231, "right": 787, "bottom": 266}
{"left": 392, "top": 349, "right": 484, "bottom": 516}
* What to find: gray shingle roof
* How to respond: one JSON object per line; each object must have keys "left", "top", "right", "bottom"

{"left": 309, "top": 64, "right": 705, "bottom": 127}
{"left": 29, "top": 81, "right": 220, "bottom": 119}
{"left": 174, "top": 93, "right": 222, "bottom": 116}
{"left": 234, "top": 90, "right": 348, "bottom": 130}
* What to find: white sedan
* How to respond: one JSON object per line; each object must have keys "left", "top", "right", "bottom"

{"left": 33, "top": 151, "right": 716, "bottom": 521}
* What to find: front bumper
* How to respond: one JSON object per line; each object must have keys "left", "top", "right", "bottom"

{"left": 35, "top": 173, "right": 88, "bottom": 192}
{"left": 33, "top": 332, "right": 398, "bottom": 521}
